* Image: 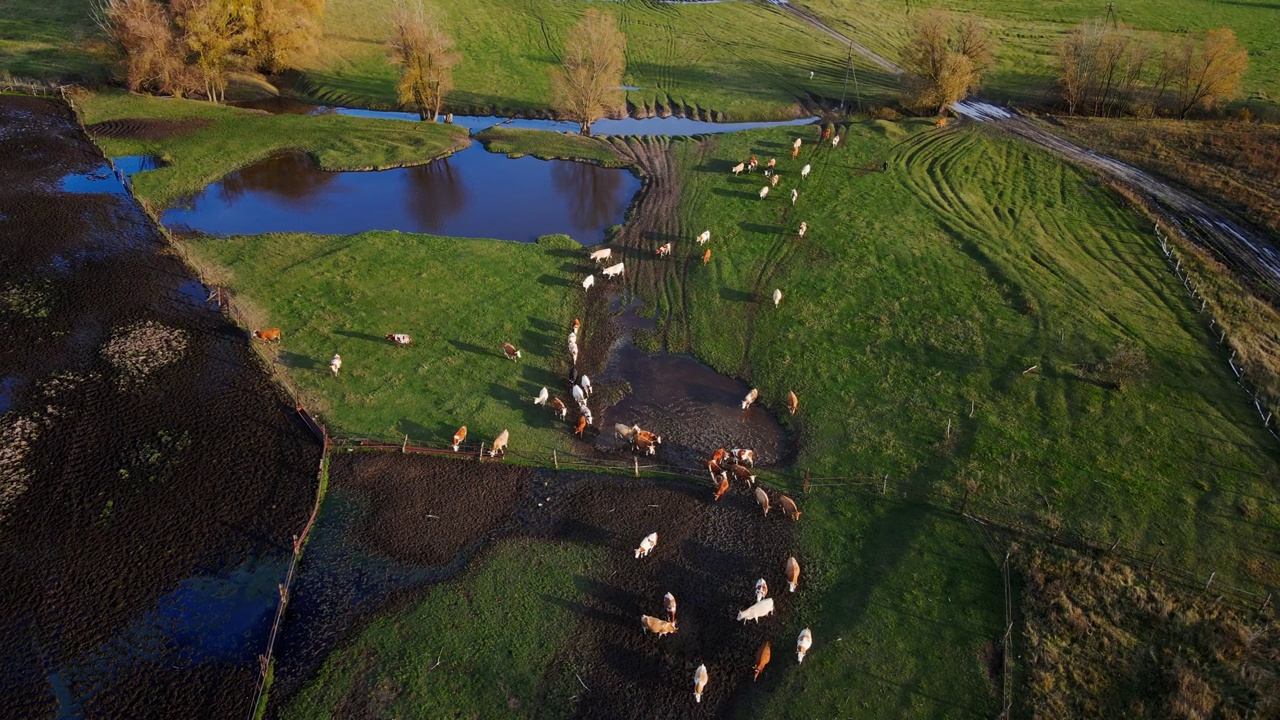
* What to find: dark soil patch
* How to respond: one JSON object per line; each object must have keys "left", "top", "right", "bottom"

{"left": 86, "top": 117, "right": 212, "bottom": 141}
{"left": 0, "top": 96, "right": 319, "bottom": 720}
{"left": 330, "top": 451, "right": 531, "bottom": 565}
{"left": 268, "top": 452, "right": 797, "bottom": 719}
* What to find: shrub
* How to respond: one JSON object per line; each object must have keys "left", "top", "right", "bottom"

{"left": 535, "top": 233, "right": 581, "bottom": 250}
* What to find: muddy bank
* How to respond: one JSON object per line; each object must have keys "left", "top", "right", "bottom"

{"left": 268, "top": 452, "right": 797, "bottom": 718}
{"left": 0, "top": 96, "right": 320, "bottom": 719}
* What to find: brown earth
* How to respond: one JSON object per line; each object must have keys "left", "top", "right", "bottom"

{"left": 268, "top": 452, "right": 797, "bottom": 719}
{"left": 0, "top": 96, "right": 320, "bottom": 720}
{"left": 86, "top": 117, "right": 213, "bottom": 141}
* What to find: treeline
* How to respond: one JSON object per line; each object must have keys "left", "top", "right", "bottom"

{"left": 897, "top": 10, "right": 1251, "bottom": 119}
{"left": 97, "top": 0, "right": 322, "bottom": 102}
{"left": 1057, "top": 22, "right": 1248, "bottom": 118}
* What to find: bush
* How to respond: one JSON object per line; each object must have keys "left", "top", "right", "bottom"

{"left": 535, "top": 233, "right": 581, "bottom": 250}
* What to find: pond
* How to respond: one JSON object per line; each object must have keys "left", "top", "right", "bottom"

{"left": 158, "top": 145, "right": 641, "bottom": 243}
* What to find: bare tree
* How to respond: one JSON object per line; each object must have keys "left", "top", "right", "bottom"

{"left": 173, "top": 0, "right": 250, "bottom": 103}
{"left": 551, "top": 9, "right": 626, "bottom": 135}
{"left": 388, "top": 2, "right": 459, "bottom": 122}
{"left": 96, "top": 0, "right": 189, "bottom": 96}
{"left": 1057, "top": 21, "right": 1153, "bottom": 116}
{"left": 248, "top": 0, "right": 323, "bottom": 74}
{"left": 1162, "top": 28, "right": 1249, "bottom": 119}
{"left": 900, "top": 10, "right": 993, "bottom": 114}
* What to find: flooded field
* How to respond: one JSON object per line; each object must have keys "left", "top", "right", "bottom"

{"left": 158, "top": 145, "right": 641, "bottom": 242}
{"left": 0, "top": 96, "right": 320, "bottom": 719}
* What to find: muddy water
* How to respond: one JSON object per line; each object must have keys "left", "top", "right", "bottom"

{"left": 594, "top": 300, "right": 791, "bottom": 466}
{"left": 158, "top": 146, "right": 640, "bottom": 242}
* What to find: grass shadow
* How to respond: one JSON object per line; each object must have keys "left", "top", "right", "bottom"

{"left": 394, "top": 417, "right": 434, "bottom": 443}
{"left": 448, "top": 338, "right": 496, "bottom": 359}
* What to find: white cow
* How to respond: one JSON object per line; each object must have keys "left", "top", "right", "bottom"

{"left": 582, "top": 274, "right": 595, "bottom": 291}
{"left": 697, "top": 230, "right": 710, "bottom": 245}
{"left": 572, "top": 383, "right": 585, "bottom": 404}
{"left": 800, "top": 163, "right": 811, "bottom": 180}
{"left": 693, "top": 664, "right": 708, "bottom": 703}
{"left": 489, "top": 429, "right": 509, "bottom": 457}
{"left": 329, "top": 353, "right": 342, "bottom": 377}
{"left": 602, "top": 262, "right": 625, "bottom": 279}
{"left": 773, "top": 288, "right": 783, "bottom": 307}
{"left": 635, "top": 532, "right": 658, "bottom": 559}
{"left": 759, "top": 186, "right": 769, "bottom": 200}
{"left": 731, "top": 162, "right": 745, "bottom": 176}
{"left": 534, "top": 387, "right": 549, "bottom": 406}
{"left": 798, "top": 221, "right": 807, "bottom": 237}
{"left": 790, "top": 188, "right": 798, "bottom": 205}
{"left": 579, "top": 374, "right": 592, "bottom": 397}
{"left": 737, "top": 597, "right": 775, "bottom": 623}
{"left": 797, "top": 628, "right": 813, "bottom": 662}
{"left": 589, "top": 247, "right": 612, "bottom": 263}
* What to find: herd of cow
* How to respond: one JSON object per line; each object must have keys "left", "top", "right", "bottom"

{"left": 244, "top": 130, "right": 841, "bottom": 702}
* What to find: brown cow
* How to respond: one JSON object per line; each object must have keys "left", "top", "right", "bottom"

{"left": 780, "top": 494, "right": 801, "bottom": 521}
{"left": 702, "top": 248, "right": 711, "bottom": 265}
{"left": 713, "top": 473, "right": 729, "bottom": 501}
{"left": 452, "top": 425, "right": 467, "bottom": 452}
{"left": 575, "top": 415, "right": 588, "bottom": 437}
{"left": 253, "top": 328, "right": 281, "bottom": 343}
{"left": 753, "top": 641, "right": 772, "bottom": 681}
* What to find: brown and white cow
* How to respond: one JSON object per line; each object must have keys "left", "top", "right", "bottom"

{"left": 253, "top": 328, "right": 282, "bottom": 343}
{"left": 502, "top": 342, "right": 521, "bottom": 361}
{"left": 452, "top": 425, "right": 467, "bottom": 451}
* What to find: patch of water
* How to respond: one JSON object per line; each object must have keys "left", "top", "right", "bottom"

{"left": 159, "top": 145, "right": 640, "bottom": 243}
{"left": 619, "top": 85, "right": 643, "bottom": 91}
{"left": 0, "top": 375, "right": 20, "bottom": 414}
{"left": 112, "top": 155, "right": 162, "bottom": 177}
{"left": 53, "top": 555, "right": 288, "bottom": 715}
{"left": 58, "top": 163, "right": 129, "bottom": 195}
{"left": 596, "top": 301, "right": 791, "bottom": 465}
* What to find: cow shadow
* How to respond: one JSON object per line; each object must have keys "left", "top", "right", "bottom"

{"left": 713, "top": 187, "right": 765, "bottom": 200}
{"left": 334, "top": 329, "right": 388, "bottom": 344}
{"left": 448, "top": 338, "right": 494, "bottom": 359}
{"left": 528, "top": 316, "right": 561, "bottom": 333}
{"left": 719, "top": 287, "right": 754, "bottom": 303}
{"left": 394, "top": 418, "right": 434, "bottom": 443}
{"left": 539, "top": 274, "right": 575, "bottom": 288}
{"left": 738, "top": 221, "right": 780, "bottom": 236}
{"left": 277, "top": 351, "right": 318, "bottom": 370}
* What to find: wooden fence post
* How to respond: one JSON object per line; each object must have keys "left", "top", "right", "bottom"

{"left": 553, "top": 450, "right": 558, "bottom": 470}
{"left": 401, "top": 434, "right": 408, "bottom": 453}
{"left": 634, "top": 456, "right": 639, "bottom": 477}
{"left": 478, "top": 442, "right": 485, "bottom": 462}
{"left": 1262, "top": 593, "right": 1272, "bottom": 613}
{"left": 803, "top": 469, "right": 810, "bottom": 495}
{"left": 1204, "top": 571, "right": 1216, "bottom": 592}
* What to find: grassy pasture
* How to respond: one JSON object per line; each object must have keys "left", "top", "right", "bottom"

{"left": 76, "top": 91, "right": 468, "bottom": 209}
{"left": 796, "top": 0, "right": 1280, "bottom": 107}
{"left": 0, "top": 0, "right": 102, "bottom": 83}
{"left": 284, "top": 0, "right": 899, "bottom": 119}
{"left": 655, "top": 121, "right": 1279, "bottom": 593}
{"left": 186, "top": 230, "right": 588, "bottom": 453}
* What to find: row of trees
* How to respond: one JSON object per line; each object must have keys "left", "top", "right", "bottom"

{"left": 99, "top": 0, "right": 322, "bottom": 102}
{"left": 1056, "top": 22, "right": 1248, "bottom": 118}
{"left": 898, "top": 10, "right": 1249, "bottom": 119}
{"left": 389, "top": 4, "right": 624, "bottom": 133}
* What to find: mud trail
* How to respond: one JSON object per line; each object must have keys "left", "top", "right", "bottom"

{"left": 0, "top": 96, "right": 319, "bottom": 720}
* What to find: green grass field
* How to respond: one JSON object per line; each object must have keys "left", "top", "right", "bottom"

{"left": 656, "top": 121, "right": 1279, "bottom": 594}
{"left": 0, "top": 0, "right": 102, "bottom": 83}
{"left": 304, "top": 0, "right": 899, "bottom": 120}
{"left": 186, "top": 230, "right": 587, "bottom": 454}
{"left": 76, "top": 91, "right": 468, "bottom": 209}
{"left": 797, "top": 0, "right": 1280, "bottom": 106}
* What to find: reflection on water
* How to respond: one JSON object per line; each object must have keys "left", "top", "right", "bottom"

{"left": 160, "top": 146, "right": 639, "bottom": 243}
{"left": 551, "top": 160, "right": 626, "bottom": 232}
